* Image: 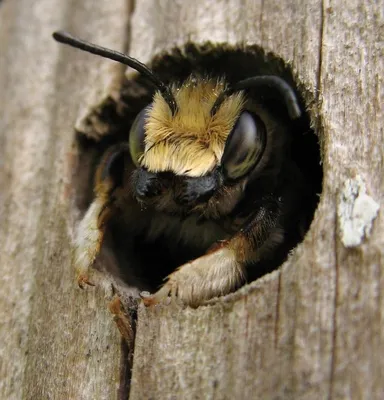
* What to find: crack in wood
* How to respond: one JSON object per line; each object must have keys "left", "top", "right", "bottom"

{"left": 274, "top": 268, "right": 282, "bottom": 348}
{"left": 316, "top": 0, "right": 325, "bottom": 103}
{"left": 328, "top": 211, "right": 339, "bottom": 400}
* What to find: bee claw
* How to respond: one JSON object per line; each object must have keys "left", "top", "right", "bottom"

{"left": 77, "top": 274, "right": 95, "bottom": 289}
{"left": 141, "top": 295, "right": 157, "bottom": 307}
{"left": 141, "top": 285, "right": 172, "bottom": 307}
{"left": 140, "top": 291, "right": 156, "bottom": 306}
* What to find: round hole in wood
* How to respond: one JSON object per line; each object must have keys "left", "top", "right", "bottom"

{"left": 72, "top": 43, "right": 323, "bottom": 296}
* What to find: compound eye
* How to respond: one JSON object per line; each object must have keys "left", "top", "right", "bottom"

{"left": 221, "top": 111, "right": 266, "bottom": 180}
{"left": 129, "top": 104, "right": 152, "bottom": 166}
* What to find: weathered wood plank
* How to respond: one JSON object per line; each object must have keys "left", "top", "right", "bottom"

{"left": 320, "top": 1, "right": 384, "bottom": 398}
{"left": 0, "top": 0, "right": 131, "bottom": 399}
{"left": 128, "top": 1, "right": 383, "bottom": 399}
{"left": 1, "top": 0, "right": 382, "bottom": 399}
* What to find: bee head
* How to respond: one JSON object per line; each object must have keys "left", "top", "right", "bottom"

{"left": 129, "top": 73, "right": 301, "bottom": 216}
{"left": 53, "top": 31, "right": 301, "bottom": 217}
{"left": 129, "top": 77, "right": 242, "bottom": 215}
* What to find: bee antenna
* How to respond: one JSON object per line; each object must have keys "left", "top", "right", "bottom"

{"left": 52, "top": 31, "right": 178, "bottom": 115}
{"left": 211, "top": 75, "right": 301, "bottom": 120}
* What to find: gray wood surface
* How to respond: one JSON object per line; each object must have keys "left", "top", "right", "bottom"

{"left": 0, "top": 0, "right": 132, "bottom": 399}
{"left": 128, "top": 1, "right": 383, "bottom": 399}
{"left": 0, "top": 0, "right": 382, "bottom": 399}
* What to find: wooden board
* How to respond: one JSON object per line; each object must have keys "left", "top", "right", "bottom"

{"left": 128, "top": 1, "right": 383, "bottom": 399}
{"left": 0, "top": 0, "right": 132, "bottom": 399}
{"left": 0, "top": 0, "right": 382, "bottom": 399}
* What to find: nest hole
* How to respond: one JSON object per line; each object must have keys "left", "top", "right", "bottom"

{"left": 73, "top": 43, "right": 323, "bottom": 294}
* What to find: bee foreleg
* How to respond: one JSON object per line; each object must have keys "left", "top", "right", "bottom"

{"left": 142, "top": 244, "right": 244, "bottom": 307}
{"left": 73, "top": 145, "right": 127, "bottom": 288}
{"left": 143, "top": 202, "right": 283, "bottom": 307}
{"left": 74, "top": 197, "right": 108, "bottom": 287}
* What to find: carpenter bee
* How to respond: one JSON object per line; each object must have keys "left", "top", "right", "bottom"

{"left": 54, "top": 31, "right": 316, "bottom": 307}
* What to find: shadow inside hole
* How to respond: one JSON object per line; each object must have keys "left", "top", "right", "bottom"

{"left": 74, "top": 43, "right": 323, "bottom": 293}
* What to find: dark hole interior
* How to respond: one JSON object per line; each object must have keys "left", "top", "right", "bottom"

{"left": 74, "top": 43, "right": 323, "bottom": 293}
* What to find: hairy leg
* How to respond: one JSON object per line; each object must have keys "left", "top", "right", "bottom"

{"left": 142, "top": 201, "right": 283, "bottom": 307}
{"left": 73, "top": 145, "right": 127, "bottom": 287}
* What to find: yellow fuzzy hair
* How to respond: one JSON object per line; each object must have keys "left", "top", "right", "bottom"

{"left": 140, "top": 77, "right": 245, "bottom": 177}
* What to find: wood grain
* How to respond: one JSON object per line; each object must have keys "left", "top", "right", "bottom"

{"left": 0, "top": 0, "right": 382, "bottom": 399}
{"left": 128, "top": 1, "right": 383, "bottom": 399}
{"left": 0, "top": 0, "right": 132, "bottom": 399}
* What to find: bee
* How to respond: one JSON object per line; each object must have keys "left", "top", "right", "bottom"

{"left": 53, "top": 31, "right": 317, "bottom": 307}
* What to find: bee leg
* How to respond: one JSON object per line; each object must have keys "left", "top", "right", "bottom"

{"left": 74, "top": 197, "right": 109, "bottom": 287}
{"left": 141, "top": 244, "right": 244, "bottom": 307}
{"left": 74, "top": 145, "right": 128, "bottom": 288}
{"left": 143, "top": 202, "right": 283, "bottom": 307}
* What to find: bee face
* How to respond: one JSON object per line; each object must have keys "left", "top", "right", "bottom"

{"left": 128, "top": 77, "right": 267, "bottom": 216}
